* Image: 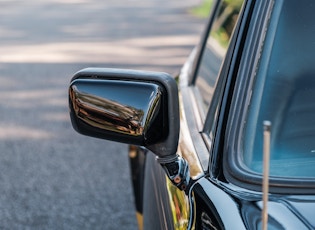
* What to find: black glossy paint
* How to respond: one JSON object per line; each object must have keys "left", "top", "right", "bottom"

{"left": 193, "top": 178, "right": 315, "bottom": 229}
{"left": 142, "top": 152, "right": 174, "bottom": 229}
{"left": 129, "top": 145, "right": 146, "bottom": 215}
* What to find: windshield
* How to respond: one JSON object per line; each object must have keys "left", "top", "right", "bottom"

{"left": 241, "top": 0, "right": 315, "bottom": 178}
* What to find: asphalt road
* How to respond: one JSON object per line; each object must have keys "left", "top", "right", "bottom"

{"left": 0, "top": 1, "right": 205, "bottom": 229}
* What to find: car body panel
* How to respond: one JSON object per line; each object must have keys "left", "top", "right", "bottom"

{"left": 197, "top": 178, "right": 315, "bottom": 229}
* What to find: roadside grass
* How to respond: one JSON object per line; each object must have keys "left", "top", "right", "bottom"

{"left": 189, "top": 0, "right": 213, "bottom": 18}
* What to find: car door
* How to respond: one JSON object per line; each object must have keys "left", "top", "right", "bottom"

{"left": 143, "top": 0, "right": 247, "bottom": 229}
{"left": 185, "top": 0, "right": 261, "bottom": 228}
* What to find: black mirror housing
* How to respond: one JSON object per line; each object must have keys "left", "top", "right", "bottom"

{"left": 69, "top": 68, "right": 180, "bottom": 158}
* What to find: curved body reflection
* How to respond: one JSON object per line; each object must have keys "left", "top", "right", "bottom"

{"left": 72, "top": 87, "right": 145, "bottom": 135}
{"left": 69, "top": 79, "right": 163, "bottom": 145}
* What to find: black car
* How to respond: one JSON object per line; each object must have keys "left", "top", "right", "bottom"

{"left": 68, "top": 0, "right": 315, "bottom": 229}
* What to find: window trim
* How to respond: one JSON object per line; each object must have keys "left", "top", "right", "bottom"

{"left": 207, "top": 0, "right": 250, "bottom": 178}
{"left": 191, "top": 0, "right": 246, "bottom": 129}
{"left": 190, "top": 0, "right": 222, "bottom": 86}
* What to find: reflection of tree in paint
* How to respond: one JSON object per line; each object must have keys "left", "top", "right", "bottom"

{"left": 166, "top": 179, "right": 190, "bottom": 229}
{"left": 212, "top": 0, "right": 243, "bottom": 48}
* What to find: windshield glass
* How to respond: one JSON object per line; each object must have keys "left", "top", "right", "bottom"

{"left": 241, "top": 0, "right": 315, "bottom": 178}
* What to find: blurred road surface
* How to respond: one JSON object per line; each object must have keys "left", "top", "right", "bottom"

{"left": 0, "top": 0, "right": 205, "bottom": 229}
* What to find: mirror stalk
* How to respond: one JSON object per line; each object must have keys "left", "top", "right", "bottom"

{"left": 157, "top": 155, "right": 190, "bottom": 191}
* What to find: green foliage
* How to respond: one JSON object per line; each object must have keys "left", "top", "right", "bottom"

{"left": 224, "top": 0, "right": 243, "bottom": 9}
{"left": 190, "top": 0, "right": 213, "bottom": 18}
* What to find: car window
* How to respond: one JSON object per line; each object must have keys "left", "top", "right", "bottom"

{"left": 241, "top": 0, "right": 315, "bottom": 179}
{"left": 195, "top": 0, "right": 244, "bottom": 115}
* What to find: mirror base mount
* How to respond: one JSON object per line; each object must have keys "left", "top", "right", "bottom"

{"left": 157, "top": 155, "right": 190, "bottom": 191}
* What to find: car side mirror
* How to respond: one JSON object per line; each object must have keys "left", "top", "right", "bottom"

{"left": 69, "top": 68, "right": 189, "bottom": 190}
{"left": 69, "top": 67, "right": 179, "bottom": 158}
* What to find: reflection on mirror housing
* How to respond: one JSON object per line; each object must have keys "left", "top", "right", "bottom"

{"left": 69, "top": 79, "right": 165, "bottom": 146}
{"left": 68, "top": 68, "right": 190, "bottom": 190}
